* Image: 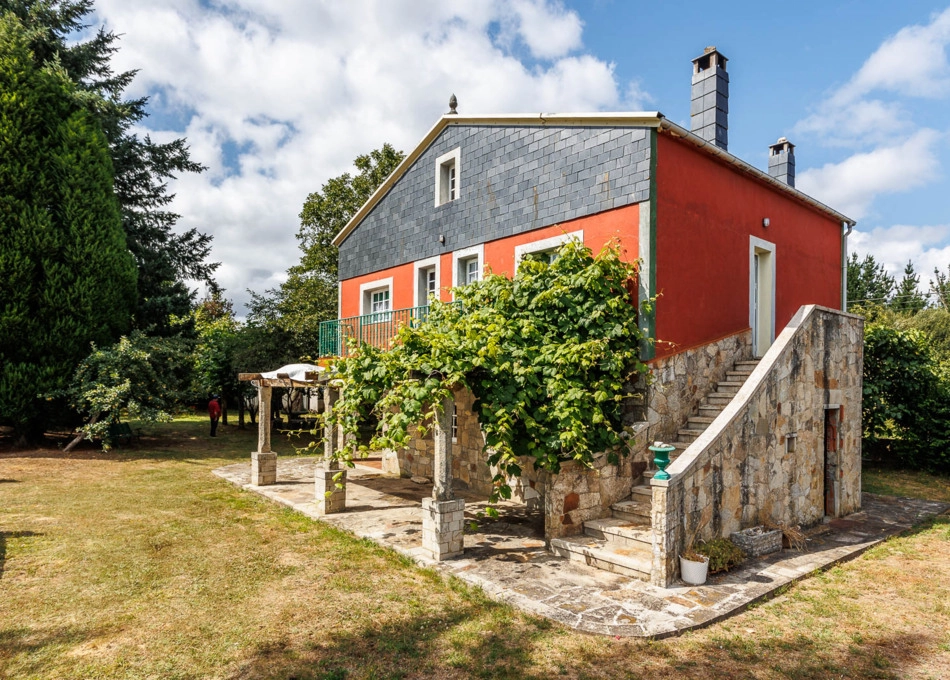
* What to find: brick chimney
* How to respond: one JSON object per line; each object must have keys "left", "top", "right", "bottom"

{"left": 690, "top": 46, "right": 729, "bottom": 150}
{"left": 768, "top": 137, "right": 795, "bottom": 187}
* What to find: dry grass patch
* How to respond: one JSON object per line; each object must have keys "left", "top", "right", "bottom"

{"left": 1, "top": 420, "right": 949, "bottom": 679}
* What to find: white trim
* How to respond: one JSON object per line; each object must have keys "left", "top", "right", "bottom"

{"left": 451, "top": 244, "right": 485, "bottom": 295}
{"left": 434, "top": 147, "right": 461, "bottom": 207}
{"left": 358, "top": 276, "right": 394, "bottom": 316}
{"left": 513, "top": 230, "right": 583, "bottom": 273}
{"left": 413, "top": 256, "right": 441, "bottom": 307}
{"left": 749, "top": 236, "right": 776, "bottom": 358}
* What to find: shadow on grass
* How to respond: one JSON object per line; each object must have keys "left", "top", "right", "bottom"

{"left": 0, "top": 417, "right": 322, "bottom": 465}
{"left": 224, "top": 597, "right": 942, "bottom": 680}
{"left": 0, "top": 624, "right": 114, "bottom": 677}
{"left": 0, "top": 530, "right": 42, "bottom": 579}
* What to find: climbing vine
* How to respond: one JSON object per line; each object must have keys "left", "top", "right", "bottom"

{"left": 325, "top": 240, "right": 652, "bottom": 502}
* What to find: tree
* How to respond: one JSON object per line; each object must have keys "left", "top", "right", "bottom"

{"left": 932, "top": 264, "right": 950, "bottom": 311}
{"left": 0, "top": 14, "right": 137, "bottom": 439}
{"left": 1, "top": 0, "right": 217, "bottom": 335}
{"left": 847, "top": 253, "right": 895, "bottom": 309}
{"left": 253, "top": 144, "right": 405, "bottom": 353}
{"left": 890, "top": 260, "right": 927, "bottom": 314}
{"left": 192, "top": 288, "right": 240, "bottom": 424}
{"left": 62, "top": 332, "right": 193, "bottom": 448}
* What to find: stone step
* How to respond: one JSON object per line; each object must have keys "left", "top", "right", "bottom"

{"left": 715, "top": 381, "right": 745, "bottom": 394}
{"left": 550, "top": 535, "right": 651, "bottom": 581}
{"left": 677, "top": 428, "right": 706, "bottom": 442}
{"left": 630, "top": 484, "right": 653, "bottom": 499}
{"left": 706, "top": 392, "right": 735, "bottom": 405}
{"left": 670, "top": 440, "right": 692, "bottom": 452}
{"left": 734, "top": 360, "right": 760, "bottom": 369}
{"left": 726, "top": 370, "right": 753, "bottom": 381}
{"left": 698, "top": 405, "right": 724, "bottom": 417}
{"left": 687, "top": 416, "right": 716, "bottom": 427}
{"left": 584, "top": 517, "right": 653, "bottom": 552}
{"left": 611, "top": 496, "right": 651, "bottom": 522}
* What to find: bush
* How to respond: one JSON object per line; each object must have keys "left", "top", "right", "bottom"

{"left": 696, "top": 538, "right": 746, "bottom": 574}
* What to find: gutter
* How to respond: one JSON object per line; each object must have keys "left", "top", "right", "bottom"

{"left": 841, "top": 222, "right": 854, "bottom": 311}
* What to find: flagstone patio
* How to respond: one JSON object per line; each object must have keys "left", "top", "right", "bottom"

{"left": 213, "top": 456, "right": 949, "bottom": 638}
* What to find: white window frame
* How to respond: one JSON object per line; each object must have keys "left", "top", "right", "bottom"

{"left": 434, "top": 147, "right": 461, "bottom": 207}
{"left": 749, "top": 236, "right": 776, "bottom": 358}
{"left": 513, "top": 230, "right": 584, "bottom": 273}
{"left": 451, "top": 403, "right": 458, "bottom": 443}
{"left": 451, "top": 244, "right": 484, "bottom": 295}
{"left": 412, "top": 256, "right": 441, "bottom": 308}
{"left": 359, "top": 276, "right": 394, "bottom": 320}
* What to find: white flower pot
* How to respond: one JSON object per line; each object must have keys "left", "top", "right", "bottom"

{"left": 680, "top": 554, "right": 709, "bottom": 585}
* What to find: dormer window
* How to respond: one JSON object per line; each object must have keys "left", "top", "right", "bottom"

{"left": 435, "top": 148, "right": 461, "bottom": 206}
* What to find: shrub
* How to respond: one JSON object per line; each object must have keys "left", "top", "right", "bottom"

{"left": 696, "top": 538, "right": 746, "bottom": 574}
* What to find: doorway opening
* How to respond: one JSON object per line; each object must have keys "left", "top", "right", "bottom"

{"left": 749, "top": 237, "right": 775, "bottom": 357}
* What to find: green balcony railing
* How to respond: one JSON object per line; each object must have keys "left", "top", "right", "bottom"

{"left": 319, "top": 304, "right": 447, "bottom": 358}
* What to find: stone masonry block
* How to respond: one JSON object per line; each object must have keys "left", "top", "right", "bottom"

{"left": 315, "top": 467, "right": 347, "bottom": 515}
{"left": 251, "top": 452, "right": 277, "bottom": 486}
{"left": 421, "top": 497, "right": 465, "bottom": 560}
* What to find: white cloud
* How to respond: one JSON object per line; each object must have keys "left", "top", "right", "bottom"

{"left": 90, "top": 0, "right": 639, "bottom": 313}
{"left": 842, "top": 7, "right": 950, "bottom": 100}
{"left": 796, "top": 129, "right": 943, "bottom": 220}
{"left": 850, "top": 223, "right": 950, "bottom": 290}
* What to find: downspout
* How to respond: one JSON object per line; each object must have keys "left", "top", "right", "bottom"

{"left": 841, "top": 221, "right": 853, "bottom": 311}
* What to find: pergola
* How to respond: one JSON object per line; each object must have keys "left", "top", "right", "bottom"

{"left": 237, "top": 363, "right": 463, "bottom": 560}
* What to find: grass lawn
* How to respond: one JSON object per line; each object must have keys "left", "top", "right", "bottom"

{"left": 1, "top": 418, "right": 948, "bottom": 680}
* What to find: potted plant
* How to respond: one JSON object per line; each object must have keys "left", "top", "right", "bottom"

{"left": 679, "top": 516, "right": 710, "bottom": 585}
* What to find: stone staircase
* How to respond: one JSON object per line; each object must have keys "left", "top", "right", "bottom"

{"left": 549, "top": 359, "right": 759, "bottom": 580}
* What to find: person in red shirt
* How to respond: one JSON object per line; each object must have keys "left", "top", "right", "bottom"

{"left": 208, "top": 396, "right": 221, "bottom": 437}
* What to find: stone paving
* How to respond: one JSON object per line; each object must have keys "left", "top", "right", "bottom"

{"left": 213, "top": 456, "right": 950, "bottom": 638}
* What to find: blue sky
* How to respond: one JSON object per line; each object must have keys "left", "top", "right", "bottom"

{"left": 91, "top": 0, "right": 950, "bottom": 311}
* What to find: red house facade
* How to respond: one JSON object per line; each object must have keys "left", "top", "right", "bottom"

{"left": 320, "top": 48, "right": 864, "bottom": 586}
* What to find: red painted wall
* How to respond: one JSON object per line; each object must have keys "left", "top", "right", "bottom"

{"left": 339, "top": 203, "right": 641, "bottom": 318}
{"left": 654, "top": 132, "right": 842, "bottom": 359}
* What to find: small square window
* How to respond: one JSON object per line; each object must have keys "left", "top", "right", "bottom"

{"left": 435, "top": 148, "right": 461, "bottom": 206}
{"left": 417, "top": 265, "right": 438, "bottom": 306}
{"left": 360, "top": 279, "right": 392, "bottom": 322}
{"left": 461, "top": 256, "right": 480, "bottom": 285}
{"left": 371, "top": 289, "right": 390, "bottom": 314}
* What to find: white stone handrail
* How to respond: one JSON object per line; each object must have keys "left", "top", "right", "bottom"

{"left": 651, "top": 304, "right": 859, "bottom": 487}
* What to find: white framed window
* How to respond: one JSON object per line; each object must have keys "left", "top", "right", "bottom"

{"left": 359, "top": 276, "right": 393, "bottom": 321}
{"left": 451, "top": 244, "right": 484, "bottom": 293}
{"left": 434, "top": 147, "right": 461, "bottom": 206}
{"left": 451, "top": 403, "right": 458, "bottom": 443}
{"left": 412, "top": 256, "right": 441, "bottom": 307}
{"left": 513, "top": 231, "right": 583, "bottom": 273}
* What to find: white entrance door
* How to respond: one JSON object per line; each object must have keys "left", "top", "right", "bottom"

{"left": 750, "top": 237, "right": 776, "bottom": 357}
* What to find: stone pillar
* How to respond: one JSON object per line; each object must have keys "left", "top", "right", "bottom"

{"left": 251, "top": 384, "right": 276, "bottom": 486}
{"left": 315, "top": 385, "right": 346, "bottom": 514}
{"left": 422, "top": 394, "right": 464, "bottom": 559}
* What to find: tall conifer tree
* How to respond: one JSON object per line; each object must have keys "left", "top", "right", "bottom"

{"left": 1, "top": 0, "right": 216, "bottom": 334}
{"left": 0, "top": 14, "right": 137, "bottom": 438}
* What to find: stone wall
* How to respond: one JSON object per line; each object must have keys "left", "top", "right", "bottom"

{"left": 543, "top": 453, "right": 646, "bottom": 540}
{"left": 649, "top": 306, "right": 864, "bottom": 586}
{"left": 638, "top": 330, "right": 752, "bottom": 456}
{"left": 385, "top": 387, "right": 495, "bottom": 497}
